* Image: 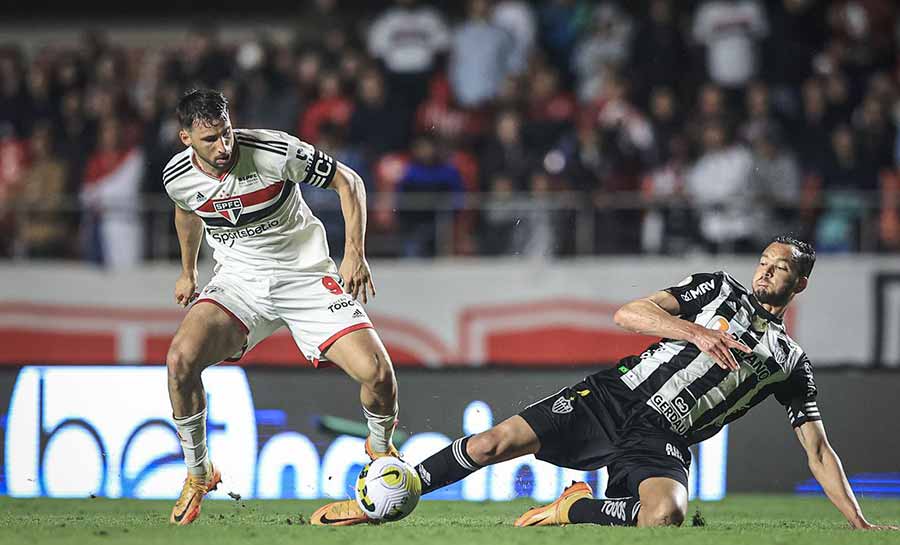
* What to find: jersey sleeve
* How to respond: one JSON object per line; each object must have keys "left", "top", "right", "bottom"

{"left": 284, "top": 139, "right": 338, "bottom": 189}
{"left": 773, "top": 354, "right": 821, "bottom": 428}
{"left": 162, "top": 155, "right": 193, "bottom": 211}
{"left": 664, "top": 272, "right": 723, "bottom": 316}
{"left": 237, "top": 129, "right": 338, "bottom": 189}
{"left": 164, "top": 188, "right": 193, "bottom": 211}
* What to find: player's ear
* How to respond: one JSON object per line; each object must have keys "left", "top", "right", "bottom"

{"left": 179, "top": 128, "right": 191, "bottom": 147}
{"left": 793, "top": 275, "right": 808, "bottom": 295}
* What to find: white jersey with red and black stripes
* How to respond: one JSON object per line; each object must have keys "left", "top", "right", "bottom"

{"left": 163, "top": 128, "right": 338, "bottom": 272}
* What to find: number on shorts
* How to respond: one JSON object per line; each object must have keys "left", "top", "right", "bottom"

{"left": 322, "top": 276, "right": 343, "bottom": 295}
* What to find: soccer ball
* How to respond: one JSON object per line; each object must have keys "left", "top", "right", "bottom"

{"left": 354, "top": 456, "right": 422, "bottom": 522}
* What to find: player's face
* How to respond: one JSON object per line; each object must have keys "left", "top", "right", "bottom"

{"left": 182, "top": 116, "right": 234, "bottom": 172}
{"left": 752, "top": 243, "right": 806, "bottom": 306}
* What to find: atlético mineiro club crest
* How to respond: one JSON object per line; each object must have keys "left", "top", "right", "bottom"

{"left": 213, "top": 197, "right": 243, "bottom": 224}
{"left": 552, "top": 396, "right": 573, "bottom": 414}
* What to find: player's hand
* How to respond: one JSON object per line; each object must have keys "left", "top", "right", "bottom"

{"left": 339, "top": 250, "right": 376, "bottom": 304}
{"left": 174, "top": 270, "right": 198, "bottom": 308}
{"left": 691, "top": 327, "right": 751, "bottom": 371}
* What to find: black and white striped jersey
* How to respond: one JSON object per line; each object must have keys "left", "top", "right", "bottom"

{"left": 163, "top": 129, "right": 338, "bottom": 272}
{"left": 599, "top": 271, "right": 821, "bottom": 445}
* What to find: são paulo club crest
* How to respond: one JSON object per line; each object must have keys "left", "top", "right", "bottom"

{"left": 213, "top": 197, "right": 244, "bottom": 224}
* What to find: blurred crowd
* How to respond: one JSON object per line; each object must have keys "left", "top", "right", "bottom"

{"left": 1, "top": 0, "right": 900, "bottom": 266}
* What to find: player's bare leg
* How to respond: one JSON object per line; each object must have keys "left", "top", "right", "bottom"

{"left": 323, "top": 328, "right": 399, "bottom": 458}
{"left": 635, "top": 477, "right": 687, "bottom": 527}
{"left": 404, "top": 414, "right": 541, "bottom": 498}
{"left": 310, "top": 328, "right": 398, "bottom": 527}
{"left": 168, "top": 301, "right": 247, "bottom": 417}
{"left": 465, "top": 415, "right": 541, "bottom": 465}
{"left": 166, "top": 302, "right": 247, "bottom": 525}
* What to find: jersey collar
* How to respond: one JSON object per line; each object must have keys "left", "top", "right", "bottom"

{"left": 749, "top": 294, "right": 783, "bottom": 324}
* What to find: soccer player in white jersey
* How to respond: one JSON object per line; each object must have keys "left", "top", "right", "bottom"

{"left": 313, "top": 236, "right": 898, "bottom": 531}
{"left": 161, "top": 89, "right": 399, "bottom": 525}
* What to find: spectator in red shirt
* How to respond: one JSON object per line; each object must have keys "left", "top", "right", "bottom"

{"left": 299, "top": 71, "right": 353, "bottom": 143}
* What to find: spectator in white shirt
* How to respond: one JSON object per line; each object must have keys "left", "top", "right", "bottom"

{"left": 449, "top": 0, "right": 515, "bottom": 107}
{"left": 572, "top": 3, "right": 633, "bottom": 102}
{"left": 685, "top": 119, "right": 759, "bottom": 252}
{"left": 492, "top": 0, "right": 536, "bottom": 75}
{"left": 692, "top": 0, "right": 768, "bottom": 89}
{"left": 368, "top": 0, "right": 450, "bottom": 76}
{"left": 367, "top": 0, "right": 450, "bottom": 123}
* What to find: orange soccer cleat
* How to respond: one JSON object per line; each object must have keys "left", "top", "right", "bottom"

{"left": 169, "top": 463, "right": 222, "bottom": 526}
{"left": 513, "top": 481, "right": 594, "bottom": 527}
{"left": 310, "top": 499, "right": 371, "bottom": 526}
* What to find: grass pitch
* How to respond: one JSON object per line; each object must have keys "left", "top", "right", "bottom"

{"left": 2, "top": 495, "right": 899, "bottom": 545}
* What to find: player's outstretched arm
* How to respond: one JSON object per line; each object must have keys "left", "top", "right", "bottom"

{"left": 331, "top": 163, "right": 376, "bottom": 303}
{"left": 614, "top": 291, "right": 750, "bottom": 371}
{"left": 173, "top": 206, "right": 204, "bottom": 307}
{"left": 795, "top": 420, "right": 898, "bottom": 530}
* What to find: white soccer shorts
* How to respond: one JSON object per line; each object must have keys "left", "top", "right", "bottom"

{"left": 193, "top": 268, "right": 373, "bottom": 367}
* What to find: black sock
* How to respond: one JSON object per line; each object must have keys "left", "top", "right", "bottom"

{"left": 414, "top": 436, "right": 482, "bottom": 495}
{"left": 568, "top": 497, "right": 641, "bottom": 526}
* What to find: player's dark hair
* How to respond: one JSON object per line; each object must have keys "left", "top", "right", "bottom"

{"left": 771, "top": 234, "right": 816, "bottom": 278}
{"left": 176, "top": 89, "right": 229, "bottom": 129}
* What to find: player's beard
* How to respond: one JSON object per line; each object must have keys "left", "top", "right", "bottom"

{"left": 196, "top": 149, "right": 231, "bottom": 173}
{"left": 207, "top": 151, "right": 230, "bottom": 168}
{"left": 753, "top": 283, "right": 792, "bottom": 307}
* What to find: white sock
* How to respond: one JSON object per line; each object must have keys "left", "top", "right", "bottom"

{"left": 174, "top": 409, "right": 211, "bottom": 476}
{"left": 364, "top": 404, "right": 398, "bottom": 454}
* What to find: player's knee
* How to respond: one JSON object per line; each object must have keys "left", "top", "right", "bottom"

{"left": 640, "top": 501, "right": 685, "bottom": 527}
{"left": 465, "top": 431, "right": 498, "bottom": 464}
{"left": 166, "top": 342, "right": 201, "bottom": 387}
{"left": 466, "top": 428, "right": 507, "bottom": 465}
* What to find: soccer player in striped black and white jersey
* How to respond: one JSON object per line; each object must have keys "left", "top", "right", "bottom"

{"left": 312, "top": 235, "right": 897, "bottom": 531}
{"left": 162, "top": 90, "right": 400, "bottom": 525}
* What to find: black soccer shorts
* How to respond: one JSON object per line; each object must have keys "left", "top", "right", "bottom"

{"left": 519, "top": 379, "right": 691, "bottom": 498}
